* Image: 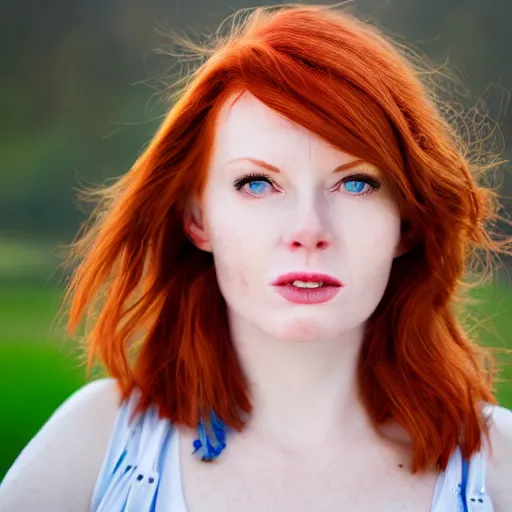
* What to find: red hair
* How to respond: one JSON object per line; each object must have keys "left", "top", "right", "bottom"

{"left": 59, "top": 4, "right": 511, "bottom": 472}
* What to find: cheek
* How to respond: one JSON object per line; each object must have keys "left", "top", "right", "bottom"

{"left": 342, "top": 203, "right": 401, "bottom": 279}
{"left": 205, "top": 205, "right": 260, "bottom": 298}
{"left": 205, "top": 190, "right": 276, "bottom": 263}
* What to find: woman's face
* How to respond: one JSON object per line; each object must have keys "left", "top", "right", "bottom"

{"left": 191, "top": 92, "right": 403, "bottom": 342}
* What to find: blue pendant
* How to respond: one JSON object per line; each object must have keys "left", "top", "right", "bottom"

{"left": 192, "top": 411, "right": 228, "bottom": 462}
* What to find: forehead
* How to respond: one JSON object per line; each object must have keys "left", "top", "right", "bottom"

{"left": 211, "top": 91, "right": 345, "bottom": 165}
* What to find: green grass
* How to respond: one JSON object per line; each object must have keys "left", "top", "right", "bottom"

{"left": 0, "top": 341, "right": 86, "bottom": 478}
{"left": 0, "top": 281, "right": 511, "bottom": 481}
{"left": 0, "top": 283, "right": 87, "bottom": 479}
{"left": 462, "top": 283, "right": 512, "bottom": 406}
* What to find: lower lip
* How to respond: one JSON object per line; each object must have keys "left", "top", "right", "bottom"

{"left": 274, "top": 284, "right": 341, "bottom": 304}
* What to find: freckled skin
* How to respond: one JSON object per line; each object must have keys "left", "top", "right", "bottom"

{"left": 197, "top": 91, "right": 403, "bottom": 344}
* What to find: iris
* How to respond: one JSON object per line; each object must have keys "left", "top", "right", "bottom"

{"left": 247, "top": 180, "right": 270, "bottom": 195}
{"left": 344, "top": 180, "right": 366, "bottom": 194}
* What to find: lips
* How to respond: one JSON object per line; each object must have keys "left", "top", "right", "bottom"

{"left": 272, "top": 272, "right": 342, "bottom": 305}
{"left": 272, "top": 272, "right": 343, "bottom": 287}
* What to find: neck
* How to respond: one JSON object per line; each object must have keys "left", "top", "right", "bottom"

{"left": 228, "top": 313, "right": 372, "bottom": 452}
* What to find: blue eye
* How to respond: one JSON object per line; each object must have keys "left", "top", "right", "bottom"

{"left": 234, "top": 173, "right": 274, "bottom": 197}
{"left": 247, "top": 180, "right": 270, "bottom": 195}
{"left": 343, "top": 180, "right": 367, "bottom": 194}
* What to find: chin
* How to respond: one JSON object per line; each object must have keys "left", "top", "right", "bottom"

{"left": 273, "top": 316, "right": 336, "bottom": 343}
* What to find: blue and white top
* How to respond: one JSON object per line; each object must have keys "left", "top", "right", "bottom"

{"left": 90, "top": 390, "right": 494, "bottom": 512}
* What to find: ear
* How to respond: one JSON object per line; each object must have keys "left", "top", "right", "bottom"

{"left": 395, "top": 220, "right": 416, "bottom": 258}
{"left": 183, "top": 203, "right": 212, "bottom": 252}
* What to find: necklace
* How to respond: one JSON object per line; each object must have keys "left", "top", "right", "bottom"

{"left": 193, "top": 410, "right": 228, "bottom": 461}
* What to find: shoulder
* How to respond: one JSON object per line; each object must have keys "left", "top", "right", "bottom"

{"left": 485, "top": 404, "right": 512, "bottom": 512}
{"left": 0, "top": 378, "right": 121, "bottom": 512}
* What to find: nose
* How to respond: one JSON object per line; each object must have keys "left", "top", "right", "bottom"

{"left": 283, "top": 203, "right": 332, "bottom": 252}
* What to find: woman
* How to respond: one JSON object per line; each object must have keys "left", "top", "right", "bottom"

{"left": 1, "top": 4, "right": 511, "bottom": 511}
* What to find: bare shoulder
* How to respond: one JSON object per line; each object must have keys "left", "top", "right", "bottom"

{"left": 0, "top": 378, "right": 120, "bottom": 512}
{"left": 485, "top": 404, "right": 512, "bottom": 512}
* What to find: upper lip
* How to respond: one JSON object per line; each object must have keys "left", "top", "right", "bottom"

{"left": 272, "top": 272, "right": 343, "bottom": 286}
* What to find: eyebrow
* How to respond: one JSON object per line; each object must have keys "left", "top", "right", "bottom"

{"left": 227, "top": 157, "right": 367, "bottom": 174}
{"left": 228, "top": 157, "right": 281, "bottom": 174}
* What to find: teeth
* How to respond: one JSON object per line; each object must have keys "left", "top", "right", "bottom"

{"left": 292, "top": 280, "right": 323, "bottom": 288}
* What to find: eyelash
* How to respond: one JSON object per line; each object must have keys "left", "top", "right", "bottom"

{"left": 233, "top": 172, "right": 381, "bottom": 196}
{"left": 333, "top": 172, "right": 382, "bottom": 196}
{"left": 233, "top": 172, "right": 275, "bottom": 191}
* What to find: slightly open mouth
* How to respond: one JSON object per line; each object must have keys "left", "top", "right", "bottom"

{"left": 289, "top": 280, "right": 325, "bottom": 289}
{"left": 274, "top": 279, "right": 342, "bottom": 304}
{"left": 272, "top": 273, "right": 342, "bottom": 288}
{"left": 272, "top": 274, "right": 342, "bottom": 304}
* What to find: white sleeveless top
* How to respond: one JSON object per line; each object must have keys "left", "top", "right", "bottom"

{"left": 90, "top": 390, "right": 494, "bottom": 512}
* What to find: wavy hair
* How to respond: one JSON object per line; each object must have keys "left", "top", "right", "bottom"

{"left": 58, "top": 4, "right": 511, "bottom": 472}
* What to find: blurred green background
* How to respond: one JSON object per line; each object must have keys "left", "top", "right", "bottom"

{"left": 1, "top": 0, "right": 511, "bottom": 480}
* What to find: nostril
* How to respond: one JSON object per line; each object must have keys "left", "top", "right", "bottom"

{"left": 289, "top": 239, "right": 329, "bottom": 250}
